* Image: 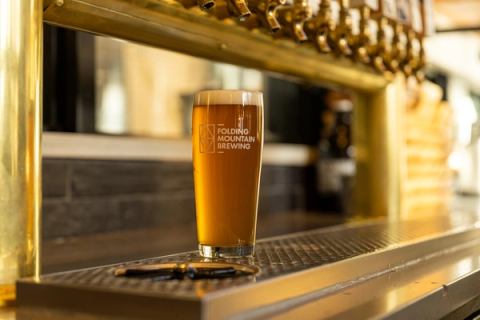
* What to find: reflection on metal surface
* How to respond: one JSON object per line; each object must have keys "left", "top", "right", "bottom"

{"left": 268, "top": 245, "right": 480, "bottom": 319}
{"left": 0, "top": 0, "right": 42, "bottom": 299}
{"left": 95, "top": 36, "right": 265, "bottom": 138}
{"left": 16, "top": 215, "right": 480, "bottom": 319}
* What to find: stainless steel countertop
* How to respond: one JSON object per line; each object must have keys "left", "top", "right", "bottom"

{"left": 15, "top": 208, "right": 480, "bottom": 319}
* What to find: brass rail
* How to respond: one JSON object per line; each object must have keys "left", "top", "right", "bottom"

{"left": 43, "top": 0, "right": 386, "bottom": 92}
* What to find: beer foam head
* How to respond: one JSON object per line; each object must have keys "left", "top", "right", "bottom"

{"left": 195, "top": 90, "right": 263, "bottom": 106}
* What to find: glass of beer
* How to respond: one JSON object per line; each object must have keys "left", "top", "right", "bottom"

{"left": 192, "top": 90, "right": 263, "bottom": 258}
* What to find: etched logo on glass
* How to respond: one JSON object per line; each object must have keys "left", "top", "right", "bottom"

{"left": 199, "top": 124, "right": 215, "bottom": 153}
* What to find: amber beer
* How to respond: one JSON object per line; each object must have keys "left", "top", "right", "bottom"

{"left": 192, "top": 90, "right": 263, "bottom": 257}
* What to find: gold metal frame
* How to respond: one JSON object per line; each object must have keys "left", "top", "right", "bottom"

{"left": 42, "top": 0, "right": 405, "bottom": 219}
{"left": 0, "top": 0, "right": 406, "bottom": 295}
{"left": 354, "top": 75, "right": 406, "bottom": 219}
{"left": 0, "top": 0, "right": 42, "bottom": 299}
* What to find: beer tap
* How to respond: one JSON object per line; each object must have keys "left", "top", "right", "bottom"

{"left": 377, "top": 17, "right": 397, "bottom": 72}
{"left": 276, "top": 0, "right": 313, "bottom": 42}
{"left": 354, "top": 6, "right": 372, "bottom": 63}
{"left": 349, "top": 4, "right": 372, "bottom": 64}
{"left": 403, "top": 32, "right": 425, "bottom": 81}
{"left": 402, "top": 29, "right": 417, "bottom": 76}
{"left": 249, "top": 0, "right": 287, "bottom": 32}
{"left": 228, "top": 0, "right": 252, "bottom": 17}
{"left": 304, "top": 0, "right": 335, "bottom": 53}
{"left": 413, "top": 0, "right": 434, "bottom": 81}
{"left": 414, "top": 38, "right": 425, "bottom": 81}
{"left": 213, "top": 0, "right": 252, "bottom": 19}
{"left": 401, "top": 19, "right": 424, "bottom": 79}
{"left": 394, "top": 0, "right": 412, "bottom": 76}
{"left": 368, "top": 0, "right": 399, "bottom": 74}
{"left": 400, "top": 0, "right": 427, "bottom": 80}
{"left": 349, "top": 0, "right": 386, "bottom": 70}
{"left": 390, "top": 21, "right": 406, "bottom": 71}
{"left": 331, "top": 0, "right": 354, "bottom": 56}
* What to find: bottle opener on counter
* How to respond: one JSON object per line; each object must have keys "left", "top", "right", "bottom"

{"left": 114, "top": 261, "right": 259, "bottom": 280}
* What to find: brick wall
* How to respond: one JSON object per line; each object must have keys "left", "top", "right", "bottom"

{"left": 42, "top": 159, "right": 309, "bottom": 239}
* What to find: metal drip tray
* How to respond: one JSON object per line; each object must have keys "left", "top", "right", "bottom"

{"left": 17, "top": 214, "right": 480, "bottom": 319}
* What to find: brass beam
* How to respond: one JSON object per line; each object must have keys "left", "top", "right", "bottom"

{"left": 0, "top": 0, "right": 42, "bottom": 302}
{"left": 353, "top": 75, "right": 406, "bottom": 219}
{"left": 43, "top": 0, "right": 386, "bottom": 92}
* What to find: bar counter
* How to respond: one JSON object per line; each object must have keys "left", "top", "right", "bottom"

{"left": 3, "top": 200, "right": 480, "bottom": 319}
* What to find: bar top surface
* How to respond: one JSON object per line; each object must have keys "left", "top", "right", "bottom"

{"left": 14, "top": 209, "right": 480, "bottom": 319}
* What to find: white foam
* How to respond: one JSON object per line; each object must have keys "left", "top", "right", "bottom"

{"left": 194, "top": 90, "right": 263, "bottom": 106}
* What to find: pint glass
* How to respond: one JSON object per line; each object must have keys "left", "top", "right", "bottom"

{"left": 192, "top": 90, "right": 264, "bottom": 257}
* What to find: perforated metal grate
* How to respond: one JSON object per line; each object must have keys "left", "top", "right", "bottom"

{"left": 29, "top": 216, "right": 465, "bottom": 298}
